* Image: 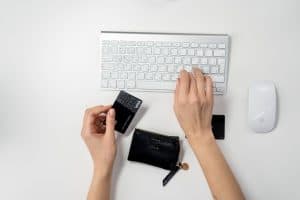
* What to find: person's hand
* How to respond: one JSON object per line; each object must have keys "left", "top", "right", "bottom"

{"left": 81, "top": 105, "right": 116, "bottom": 177}
{"left": 174, "top": 68, "right": 214, "bottom": 147}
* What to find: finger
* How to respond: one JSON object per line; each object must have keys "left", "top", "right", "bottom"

{"left": 84, "top": 105, "right": 112, "bottom": 125}
{"left": 205, "top": 76, "right": 214, "bottom": 104}
{"left": 178, "top": 70, "right": 190, "bottom": 99}
{"left": 105, "top": 108, "right": 116, "bottom": 140}
{"left": 193, "top": 68, "right": 205, "bottom": 98}
{"left": 189, "top": 72, "right": 198, "bottom": 97}
{"left": 174, "top": 78, "right": 180, "bottom": 105}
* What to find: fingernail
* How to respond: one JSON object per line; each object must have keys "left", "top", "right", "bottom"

{"left": 108, "top": 109, "right": 115, "bottom": 117}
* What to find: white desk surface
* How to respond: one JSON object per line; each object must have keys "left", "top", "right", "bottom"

{"left": 1, "top": 0, "right": 300, "bottom": 199}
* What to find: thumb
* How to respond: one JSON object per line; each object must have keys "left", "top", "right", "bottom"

{"left": 105, "top": 108, "right": 116, "bottom": 138}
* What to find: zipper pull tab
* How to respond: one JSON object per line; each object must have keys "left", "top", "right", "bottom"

{"left": 162, "top": 162, "right": 189, "bottom": 186}
{"left": 179, "top": 162, "right": 189, "bottom": 170}
{"left": 162, "top": 166, "right": 180, "bottom": 187}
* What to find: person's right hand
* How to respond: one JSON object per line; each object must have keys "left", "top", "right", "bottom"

{"left": 173, "top": 68, "right": 214, "bottom": 147}
{"left": 81, "top": 105, "right": 116, "bottom": 178}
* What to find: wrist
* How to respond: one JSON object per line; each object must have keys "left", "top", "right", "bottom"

{"left": 187, "top": 129, "right": 215, "bottom": 149}
{"left": 93, "top": 166, "right": 113, "bottom": 181}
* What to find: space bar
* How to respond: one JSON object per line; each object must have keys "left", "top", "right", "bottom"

{"left": 135, "top": 81, "right": 176, "bottom": 90}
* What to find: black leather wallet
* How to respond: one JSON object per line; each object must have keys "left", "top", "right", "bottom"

{"left": 128, "top": 129, "right": 180, "bottom": 171}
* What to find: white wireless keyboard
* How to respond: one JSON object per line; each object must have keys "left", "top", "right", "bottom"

{"left": 100, "top": 31, "right": 230, "bottom": 95}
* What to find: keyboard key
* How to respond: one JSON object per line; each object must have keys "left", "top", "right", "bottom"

{"left": 109, "top": 80, "right": 117, "bottom": 88}
{"left": 142, "top": 64, "right": 149, "bottom": 72}
{"left": 183, "top": 42, "right": 189, "bottom": 47}
{"left": 200, "top": 44, "right": 208, "bottom": 48}
{"left": 154, "top": 73, "right": 162, "bottom": 80}
{"left": 205, "top": 49, "right": 213, "bottom": 57}
{"left": 202, "top": 66, "right": 210, "bottom": 73}
{"left": 127, "top": 47, "right": 135, "bottom": 54}
{"left": 139, "top": 55, "right": 148, "bottom": 63}
{"left": 217, "top": 58, "right": 225, "bottom": 65}
{"left": 162, "top": 48, "right": 169, "bottom": 55}
{"left": 146, "top": 41, "right": 154, "bottom": 46}
{"left": 125, "top": 64, "right": 131, "bottom": 71}
{"left": 219, "top": 65, "right": 225, "bottom": 73}
{"left": 184, "top": 65, "right": 192, "bottom": 72}
{"left": 158, "top": 65, "right": 167, "bottom": 72}
{"left": 209, "top": 58, "right": 217, "bottom": 65}
{"left": 157, "top": 57, "right": 165, "bottom": 64}
{"left": 170, "top": 48, "right": 178, "bottom": 55}
{"left": 144, "top": 47, "right": 152, "bottom": 54}
{"left": 162, "top": 74, "right": 170, "bottom": 80}
{"left": 102, "top": 57, "right": 113, "bottom": 62}
{"left": 176, "top": 65, "right": 183, "bottom": 72}
{"left": 137, "top": 41, "right": 145, "bottom": 46}
{"left": 102, "top": 71, "right": 110, "bottom": 79}
{"left": 149, "top": 56, "right": 156, "bottom": 64}
{"left": 166, "top": 57, "right": 173, "bottom": 64}
{"left": 119, "top": 72, "right": 128, "bottom": 79}
{"left": 136, "top": 81, "right": 176, "bottom": 90}
{"left": 216, "top": 87, "right": 225, "bottom": 92}
{"left": 162, "top": 42, "right": 172, "bottom": 47}
{"left": 128, "top": 72, "right": 136, "bottom": 80}
{"left": 128, "top": 41, "right": 136, "bottom": 46}
{"left": 155, "top": 42, "right": 162, "bottom": 47}
{"left": 209, "top": 44, "right": 217, "bottom": 48}
{"left": 154, "top": 47, "right": 161, "bottom": 55}
{"left": 137, "top": 73, "right": 145, "bottom": 80}
{"left": 101, "top": 80, "right": 108, "bottom": 88}
{"left": 146, "top": 73, "right": 154, "bottom": 80}
{"left": 210, "top": 66, "right": 218, "bottom": 73}
{"left": 137, "top": 47, "right": 144, "bottom": 54}
{"left": 179, "top": 49, "right": 187, "bottom": 55}
{"left": 119, "top": 47, "right": 126, "bottom": 54}
{"left": 150, "top": 65, "right": 158, "bottom": 72}
{"left": 171, "top": 73, "right": 179, "bottom": 80}
{"left": 211, "top": 74, "right": 225, "bottom": 82}
{"left": 174, "top": 57, "right": 182, "bottom": 64}
{"left": 214, "top": 49, "right": 225, "bottom": 56}
{"left": 126, "top": 80, "right": 135, "bottom": 88}
{"left": 200, "top": 58, "right": 208, "bottom": 64}
{"left": 113, "top": 55, "right": 122, "bottom": 62}
{"left": 196, "top": 49, "right": 204, "bottom": 56}
{"left": 133, "top": 64, "right": 141, "bottom": 71}
{"left": 183, "top": 57, "right": 191, "bottom": 64}
{"left": 132, "top": 56, "right": 139, "bottom": 63}
{"left": 111, "top": 72, "right": 118, "bottom": 79}
{"left": 218, "top": 43, "right": 226, "bottom": 48}
{"left": 116, "top": 63, "right": 124, "bottom": 70}
{"left": 102, "top": 63, "right": 114, "bottom": 70}
{"left": 117, "top": 80, "right": 125, "bottom": 89}
{"left": 123, "top": 55, "right": 131, "bottom": 63}
{"left": 120, "top": 41, "right": 128, "bottom": 45}
{"left": 192, "top": 57, "right": 200, "bottom": 64}
{"left": 168, "top": 65, "right": 175, "bottom": 72}
{"left": 172, "top": 42, "right": 181, "bottom": 47}
{"left": 188, "top": 49, "right": 195, "bottom": 56}
{"left": 191, "top": 43, "right": 199, "bottom": 48}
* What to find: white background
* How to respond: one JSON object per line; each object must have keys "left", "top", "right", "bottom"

{"left": 1, "top": 0, "right": 300, "bottom": 199}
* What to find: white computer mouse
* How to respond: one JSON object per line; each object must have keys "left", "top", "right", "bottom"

{"left": 248, "top": 80, "right": 277, "bottom": 133}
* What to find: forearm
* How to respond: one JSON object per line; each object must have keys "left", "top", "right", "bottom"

{"left": 87, "top": 169, "right": 112, "bottom": 200}
{"left": 190, "top": 131, "right": 245, "bottom": 200}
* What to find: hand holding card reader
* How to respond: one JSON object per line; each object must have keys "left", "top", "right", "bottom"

{"left": 112, "top": 91, "right": 142, "bottom": 134}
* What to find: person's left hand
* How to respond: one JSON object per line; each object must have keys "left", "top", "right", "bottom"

{"left": 81, "top": 105, "right": 116, "bottom": 177}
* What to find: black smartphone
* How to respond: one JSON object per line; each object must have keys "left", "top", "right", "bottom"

{"left": 212, "top": 115, "right": 225, "bottom": 140}
{"left": 112, "top": 91, "right": 142, "bottom": 134}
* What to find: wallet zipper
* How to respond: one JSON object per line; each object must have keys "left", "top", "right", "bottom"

{"left": 162, "top": 162, "right": 189, "bottom": 186}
